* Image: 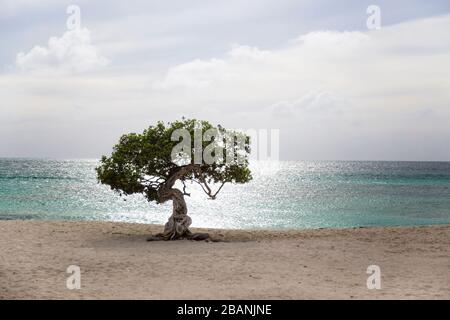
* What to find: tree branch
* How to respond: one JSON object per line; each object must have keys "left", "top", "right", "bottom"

{"left": 181, "top": 180, "right": 190, "bottom": 196}
{"left": 191, "top": 179, "right": 210, "bottom": 196}
{"left": 211, "top": 182, "right": 226, "bottom": 199}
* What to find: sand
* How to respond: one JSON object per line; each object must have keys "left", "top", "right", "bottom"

{"left": 0, "top": 220, "right": 449, "bottom": 299}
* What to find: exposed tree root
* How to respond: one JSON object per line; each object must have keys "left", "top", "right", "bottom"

{"left": 147, "top": 231, "right": 211, "bottom": 241}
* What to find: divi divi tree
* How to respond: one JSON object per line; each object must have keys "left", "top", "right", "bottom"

{"left": 96, "top": 119, "right": 252, "bottom": 240}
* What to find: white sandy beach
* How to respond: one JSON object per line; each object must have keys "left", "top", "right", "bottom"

{"left": 0, "top": 220, "right": 449, "bottom": 299}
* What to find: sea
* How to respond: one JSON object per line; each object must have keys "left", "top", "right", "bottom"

{"left": 0, "top": 158, "right": 449, "bottom": 229}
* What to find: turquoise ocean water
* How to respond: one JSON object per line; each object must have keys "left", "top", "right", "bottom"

{"left": 0, "top": 158, "right": 449, "bottom": 229}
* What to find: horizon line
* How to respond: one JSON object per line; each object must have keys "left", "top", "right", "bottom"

{"left": 0, "top": 156, "right": 449, "bottom": 163}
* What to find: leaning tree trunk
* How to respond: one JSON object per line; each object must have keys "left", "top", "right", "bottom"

{"left": 160, "top": 187, "right": 192, "bottom": 240}
{"left": 149, "top": 164, "right": 209, "bottom": 241}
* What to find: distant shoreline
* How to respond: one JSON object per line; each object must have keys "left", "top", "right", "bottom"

{"left": 1, "top": 220, "right": 448, "bottom": 299}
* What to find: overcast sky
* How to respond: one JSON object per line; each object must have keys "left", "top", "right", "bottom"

{"left": 1, "top": 0, "right": 450, "bottom": 160}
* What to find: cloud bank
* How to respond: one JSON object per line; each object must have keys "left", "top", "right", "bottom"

{"left": 15, "top": 28, "right": 109, "bottom": 74}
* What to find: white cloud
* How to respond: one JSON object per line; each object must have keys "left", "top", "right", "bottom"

{"left": 270, "top": 91, "right": 350, "bottom": 117}
{"left": 154, "top": 30, "right": 371, "bottom": 95}
{"left": 154, "top": 45, "right": 273, "bottom": 90}
{"left": 15, "top": 28, "right": 109, "bottom": 74}
{"left": 228, "top": 44, "right": 273, "bottom": 60}
{"left": 154, "top": 58, "right": 228, "bottom": 89}
{"left": 292, "top": 30, "right": 371, "bottom": 57}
